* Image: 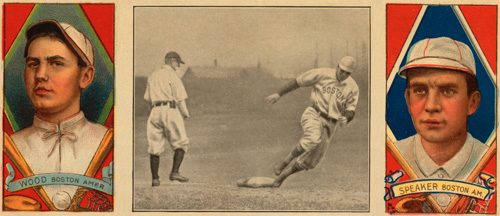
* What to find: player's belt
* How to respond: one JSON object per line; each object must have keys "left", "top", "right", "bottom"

{"left": 311, "top": 104, "right": 337, "bottom": 123}
{"left": 153, "top": 101, "right": 176, "bottom": 108}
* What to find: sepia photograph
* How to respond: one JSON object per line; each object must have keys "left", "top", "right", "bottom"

{"left": 133, "top": 6, "right": 370, "bottom": 211}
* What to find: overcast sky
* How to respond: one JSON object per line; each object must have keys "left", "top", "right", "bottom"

{"left": 134, "top": 7, "right": 369, "bottom": 77}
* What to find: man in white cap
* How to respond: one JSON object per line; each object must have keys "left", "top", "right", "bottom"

{"left": 396, "top": 37, "right": 487, "bottom": 210}
{"left": 264, "top": 56, "right": 359, "bottom": 187}
{"left": 144, "top": 51, "right": 191, "bottom": 187}
{"left": 8, "top": 19, "right": 111, "bottom": 210}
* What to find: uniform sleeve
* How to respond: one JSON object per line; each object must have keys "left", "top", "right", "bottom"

{"left": 173, "top": 75, "right": 188, "bottom": 101}
{"left": 143, "top": 78, "right": 151, "bottom": 102}
{"left": 296, "top": 68, "right": 326, "bottom": 87}
{"left": 345, "top": 82, "right": 359, "bottom": 111}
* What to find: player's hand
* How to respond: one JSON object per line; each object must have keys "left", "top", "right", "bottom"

{"left": 344, "top": 110, "right": 355, "bottom": 123}
{"left": 338, "top": 116, "right": 348, "bottom": 126}
{"left": 265, "top": 93, "right": 280, "bottom": 104}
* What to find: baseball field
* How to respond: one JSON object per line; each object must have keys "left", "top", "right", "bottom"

{"left": 133, "top": 70, "right": 369, "bottom": 211}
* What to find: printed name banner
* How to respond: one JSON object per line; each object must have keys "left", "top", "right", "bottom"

{"left": 390, "top": 179, "right": 493, "bottom": 200}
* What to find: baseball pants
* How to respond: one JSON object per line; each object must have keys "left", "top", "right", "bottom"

{"left": 296, "top": 107, "right": 339, "bottom": 170}
{"left": 147, "top": 106, "right": 189, "bottom": 155}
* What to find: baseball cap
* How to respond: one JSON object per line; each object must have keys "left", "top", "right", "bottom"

{"left": 165, "top": 51, "right": 185, "bottom": 64}
{"left": 24, "top": 19, "right": 94, "bottom": 66}
{"left": 399, "top": 37, "right": 475, "bottom": 78}
{"left": 339, "top": 56, "right": 355, "bottom": 73}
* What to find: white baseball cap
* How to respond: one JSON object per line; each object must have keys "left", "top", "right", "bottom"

{"left": 399, "top": 37, "right": 475, "bottom": 78}
{"left": 339, "top": 56, "right": 356, "bottom": 73}
{"left": 24, "top": 19, "right": 94, "bottom": 66}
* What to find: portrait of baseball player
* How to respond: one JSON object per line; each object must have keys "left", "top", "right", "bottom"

{"left": 3, "top": 4, "right": 114, "bottom": 211}
{"left": 386, "top": 5, "right": 496, "bottom": 213}
{"left": 134, "top": 6, "right": 369, "bottom": 211}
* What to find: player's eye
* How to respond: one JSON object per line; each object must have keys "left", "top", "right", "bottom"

{"left": 412, "top": 87, "right": 427, "bottom": 96}
{"left": 26, "top": 61, "right": 39, "bottom": 70}
{"left": 441, "top": 88, "right": 457, "bottom": 97}
{"left": 49, "top": 61, "right": 65, "bottom": 67}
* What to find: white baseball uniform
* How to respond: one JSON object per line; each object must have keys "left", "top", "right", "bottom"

{"left": 294, "top": 67, "right": 359, "bottom": 169}
{"left": 11, "top": 112, "right": 108, "bottom": 210}
{"left": 144, "top": 65, "right": 189, "bottom": 155}
{"left": 397, "top": 133, "right": 488, "bottom": 210}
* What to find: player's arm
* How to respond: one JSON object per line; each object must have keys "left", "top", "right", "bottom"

{"left": 265, "top": 68, "right": 322, "bottom": 104}
{"left": 173, "top": 76, "right": 190, "bottom": 118}
{"left": 178, "top": 100, "right": 190, "bottom": 118}
{"left": 265, "top": 80, "right": 300, "bottom": 104}
{"left": 143, "top": 81, "right": 153, "bottom": 110}
{"left": 344, "top": 85, "right": 359, "bottom": 123}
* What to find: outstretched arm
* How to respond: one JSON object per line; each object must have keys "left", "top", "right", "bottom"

{"left": 277, "top": 79, "right": 300, "bottom": 97}
{"left": 265, "top": 79, "right": 300, "bottom": 104}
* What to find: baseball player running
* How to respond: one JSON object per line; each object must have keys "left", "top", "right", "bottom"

{"left": 265, "top": 56, "right": 359, "bottom": 187}
{"left": 144, "top": 51, "right": 191, "bottom": 186}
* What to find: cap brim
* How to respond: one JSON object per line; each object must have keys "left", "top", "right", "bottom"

{"left": 25, "top": 20, "right": 92, "bottom": 66}
{"left": 398, "top": 57, "right": 474, "bottom": 78}
{"left": 338, "top": 64, "right": 353, "bottom": 73}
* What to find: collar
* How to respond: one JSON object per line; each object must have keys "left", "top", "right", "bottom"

{"left": 33, "top": 111, "right": 85, "bottom": 132}
{"left": 414, "top": 133, "right": 474, "bottom": 179}
{"left": 161, "top": 64, "right": 176, "bottom": 71}
{"left": 33, "top": 112, "right": 86, "bottom": 158}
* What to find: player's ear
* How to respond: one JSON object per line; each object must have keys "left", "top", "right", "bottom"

{"left": 467, "top": 91, "right": 481, "bottom": 116}
{"left": 79, "top": 66, "right": 95, "bottom": 90}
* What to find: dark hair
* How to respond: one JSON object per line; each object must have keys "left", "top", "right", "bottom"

{"left": 24, "top": 32, "right": 88, "bottom": 67}
{"left": 464, "top": 72, "right": 479, "bottom": 95}
{"left": 405, "top": 68, "right": 479, "bottom": 96}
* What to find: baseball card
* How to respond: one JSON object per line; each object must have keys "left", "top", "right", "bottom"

{"left": 3, "top": 0, "right": 500, "bottom": 215}
{"left": 385, "top": 4, "right": 497, "bottom": 213}
{"left": 2, "top": 3, "right": 114, "bottom": 211}
{"left": 133, "top": 5, "right": 370, "bottom": 212}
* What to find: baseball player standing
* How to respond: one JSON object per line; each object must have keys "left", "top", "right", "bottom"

{"left": 265, "top": 56, "right": 359, "bottom": 187}
{"left": 144, "top": 51, "right": 191, "bottom": 186}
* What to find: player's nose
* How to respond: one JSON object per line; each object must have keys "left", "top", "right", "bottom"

{"left": 424, "top": 90, "right": 441, "bottom": 113}
{"left": 35, "top": 62, "right": 49, "bottom": 82}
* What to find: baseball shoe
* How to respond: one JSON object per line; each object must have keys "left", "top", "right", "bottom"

{"left": 271, "top": 179, "right": 283, "bottom": 188}
{"left": 169, "top": 172, "right": 189, "bottom": 182}
{"left": 273, "top": 161, "right": 288, "bottom": 176}
{"left": 152, "top": 179, "right": 160, "bottom": 187}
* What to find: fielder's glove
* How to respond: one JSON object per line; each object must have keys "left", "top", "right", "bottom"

{"left": 344, "top": 110, "right": 355, "bottom": 123}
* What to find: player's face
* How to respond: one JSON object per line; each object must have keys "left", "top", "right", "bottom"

{"left": 405, "top": 68, "right": 480, "bottom": 145}
{"left": 24, "top": 36, "right": 93, "bottom": 120}
{"left": 170, "top": 58, "right": 180, "bottom": 70}
{"left": 336, "top": 66, "right": 351, "bottom": 82}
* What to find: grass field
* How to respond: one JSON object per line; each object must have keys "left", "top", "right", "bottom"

{"left": 133, "top": 74, "right": 369, "bottom": 211}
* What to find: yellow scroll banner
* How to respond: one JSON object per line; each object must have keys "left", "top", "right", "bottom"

{"left": 391, "top": 179, "right": 493, "bottom": 200}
